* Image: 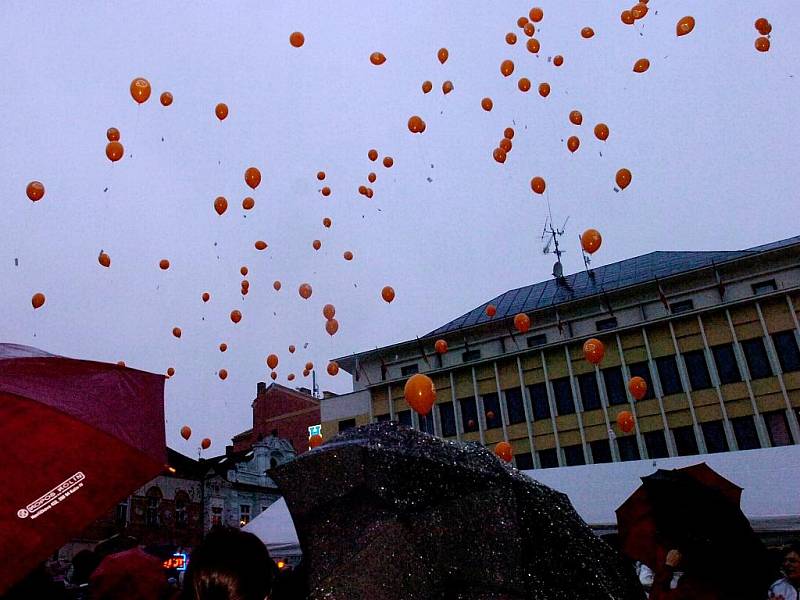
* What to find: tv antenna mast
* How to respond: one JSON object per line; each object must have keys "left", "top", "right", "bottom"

{"left": 541, "top": 201, "right": 568, "bottom": 280}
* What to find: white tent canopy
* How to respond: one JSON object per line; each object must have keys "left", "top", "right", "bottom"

{"left": 244, "top": 497, "right": 302, "bottom": 557}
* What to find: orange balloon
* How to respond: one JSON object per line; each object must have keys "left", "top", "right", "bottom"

{"left": 117, "top": 361, "right": 126, "bottom": 367}
{"left": 299, "top": 283, "right": 312, "bottom": 299}
{"left": 267, "top": 354, "right": 279, "bottom": 369}
{"left": 230, "top": 310, "right": 242, "bottom": 324}
{"left": 202, "top": 292, "right": 210, "bottom": 302}
{"left": 755, "top": 18, "right": 768, "bottom": 32}
{"left": 270, "top": 371, "right": 277, "bottom": 380}
{"left": 240, "top": 279, "right": 249, "bottom": 289}
{"left": 370, "top": 52, "right": 386, "bottom": 65}
{"left": 214, "top": 196, "right": 228, "bottom": 215}
{"left": 633, "top": 58, "right": 650, "bottom": 73}
{"left": 309, "top": 434, "right": 323, "bottom": 448}
{"left": 493, "top": 148, "right": 507, "bottom": 164}
{"left": 288, "top": 345, "right": 296, "bottom": 353}
{"left": 567, "top": 136, "right": 580, "bottom": 153}
{"left": 581, "top": 27, "right": 594, "bottom": 39}
{"left": 325, "top": 318, "right": 339, "bottom": 336}
{"left": 245, "top": 167, "right": 262, "bottom": 189}
{"left": 481, "top": 97, "right": 494, "bottom": 111}
{"left": 422, "top": 80, "right": 433, "bottom": 94}
{"left": 215, "top": 103, "right": 229, "bottom": 121}
{"left": 106, "top": 127, "right": 120, "bottom": 142}
{"left": 31, "top": 292, "right": 45, "bottom": 309}
{"left": 358, "top": 185, "right": 368, "bottom": 196}
{"left": 583, "top": 338, "right": 605, "bottom": 365}
{"left": 755, "top": 37, "right": 770, "bottom": 52}
{"left": 273, "top": 280, "right": 281, "bottom": 291}
{"left": 676, "top": 16, "right": 695, "bottom": 36}
{"left": 621, "top": 10, "right": 634, "bottom": 25}
{"left": 160, "top": 92, "right": 173, "bottom": 106}
{"left": 631, "top": 3, "right": 647, "bottom": 19}
{"left": 442, "top": 80, "right": 453, "bottom": 95}
{"left": 242, "top": 197, "right": 255, "bottom": 210}
{"left": 97, "top": 251, "right": 111, "bottom": 268}
{"left": 437, "top": 48, "right": 449, "bottom": 64}
{"left": 106, "top": 141, "right": 124, "bottom": 162}
{"left": 368, "top": 172, "right": 377, "bottom": 183}
{"left": 500, "top": 60, "right": 515, "bottom": 77}
{"left": 404, "top": 373, "right": 436, "bottom": 416}
{"left": 499, "top": 138, "right": 512, "bottom": 153}
{"left": 569, "top": 110, "right": 583, "bottom": 125}
{"left": 538, "top": 82, "right": 550, "bottom": 97}
{"left": 201, "top": 438, "right": 212, "bottom": 449}
{"left": 343, "top": 251, "right": 353, "bottom": 261}
{"left": 323, "top": 304, "right": 335, "bottom": 319}
{"left": 255, "top": 240, "right": 268, "bottom": 250}
{"left": 305, "top": 361, "right": 314, "bottom": 371}
{"left": 312, "top": 239, "right": 321, "bottom": 250}
{"left": 365, "top": 187, "right": 374, "bottom": 199}
{"left": 287, "top": 373, "right": 295, "bottom": 381}
{"left": 526, "top": 38, "right": 540, "bottom": 54}
{"left": 167, "top": 367, "right": 175, "bottom": 377}
{"left": 594, "top": 123, "right": 609, "bottom": 141}
{"left": 327, "top": 361, "right": 340, "bottom": 376}
{"left": 302, "top": 369, "right": 309, "bottom": 377}
{"left": 316, "top": 171, "right": 326, "bottom": 181}
{"left": 130, "top": 78, "right": 151, "bottom": 104}
{"left": 506, "top": 32, "right": 517, "bottom": 45}
{"left": 616, "top": 168, "right": 632, "bottom": 190}
{"left": 159, "top": 259, "right": 170, "bottom": 270}
{"left": 321, "top": 186, "right": 331, "bottom": 197}
{"left": 368, "top": 149, "right": 378, "bottom": 161}
{"left": 219, "top": 343, "right": 227, "bottom": 352}
{"left": 553, "top": 55, "right": 564, "bottom": 67}
{"left": 628, "top": 376, "right": 648, "bottom": 401}
{"left": 26, "top": 181, "right": 45, "bottom": 202}
{"left": 485, "top": 304, "right": 497, "bottom": 317}
{"left": 517, "top": 16, "right": 529, "bottom": 28}
{"left": 218, "top": 370, "right": 228, "bottom": 381}
{"left": 616, "top": 411, "right": 635, "bottom": 433}
{"left": 435, "top": 339, "right": 448, "bottom": 354}
{"left": 381, "top": 286, "right": 395, "bottom": 303}
{"left": 530, "top": 176, "right": 546, "bottom": 194}
{"left": 514, "top": 313, "right": 531, "bottom": 334}
{"left": 172, "top": 327, "right": 182, "bottom": 339}
{"left": 523, "top": 23, "right": 535, "bottom": 37}
{"left": 408, "top": 115, "right": 425, "bottom": 133}
{"left": 322, "top": 217, "right": 332, "bottom": 228}
{"left": 494, "top": 441, "right": 513, "bottom": 463}
{"left": 289, "top": 31, "right": 305, "bottom": 47}
{"left": 241, "top": 286, "right": 249, "bottom": 296}
{"left": 383, "top": 156, "right": 394, "bottom": 168}
{"left": 581, "top": 228, "right": 602, "bottom": 254}
{"left": 180, "top": 426, "right": 191, "bottom": 440}
{"left": 529, "top": 7, "right": 543, "bottom": 22}
{"left": 518, "top": 78, "right": 531, "bottom": 92}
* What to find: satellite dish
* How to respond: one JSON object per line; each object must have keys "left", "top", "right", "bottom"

{"left": 553, "top": 261, "right": 563, "bottom": 278}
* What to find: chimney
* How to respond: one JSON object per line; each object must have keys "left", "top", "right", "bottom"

{"left": 257, "top": 381, "right": 267, "bottom": 395}
{"left": 322, "top": 390, "right": 339, "bottom": 399}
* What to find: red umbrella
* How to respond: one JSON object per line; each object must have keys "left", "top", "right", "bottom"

{"left": 0, "top": 344, "right": 166, "bottom": 594}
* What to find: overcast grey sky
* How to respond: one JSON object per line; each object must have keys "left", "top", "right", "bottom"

{"left": 2, "top": 2, "right": 798, "bottom": 452}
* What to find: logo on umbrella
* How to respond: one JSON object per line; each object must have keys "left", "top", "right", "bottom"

{"left": 17, "top": 472, "right": 85, "bottom": 520}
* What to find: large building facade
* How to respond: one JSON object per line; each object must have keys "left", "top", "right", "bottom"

{"left": 323, "top": 236, "right": 800, "bottom": 471}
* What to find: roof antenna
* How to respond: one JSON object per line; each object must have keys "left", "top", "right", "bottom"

{"left": 541, "top": 199, "right": 568, "bottom": 281}
{"left": 580, "top": 234, "right": 596, "bottom": 280}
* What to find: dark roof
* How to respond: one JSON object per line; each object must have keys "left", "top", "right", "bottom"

{"left": 426, "top": 235, "right": 800, "bottom": 337}
{"left": 166, "top": 448, "right": 204, "bottom": 479}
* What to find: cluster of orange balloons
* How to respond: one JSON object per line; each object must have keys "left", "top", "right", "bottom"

{"left": 408, "top": 115, "right": 427, "bottom": 134}
{"left": 620, "top": 3, "right": 648, "bottom": 25}
{"left": 105, "top": 125, "right": 124, "bottom": 163}
{"left": 754, "top": 18, "right": 772, "bottom": 52}
{"left": 493, "top": 127, "right": 515, "bottom": 164}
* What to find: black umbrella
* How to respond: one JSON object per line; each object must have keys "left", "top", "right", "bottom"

{"left": 271, "top": 422, "right": 644, "bottom": 599}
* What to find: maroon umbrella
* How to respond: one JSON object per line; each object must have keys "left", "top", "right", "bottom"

{"left": 0, "top": 344, "right": 166, "bottom": 594}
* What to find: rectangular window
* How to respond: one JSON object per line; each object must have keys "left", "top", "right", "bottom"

{"left": 578, "top": 372, "right": 601, "bottom": 411}
{"left": 764, "top": 410, "right": 794, "bottom": 447}
{"left": 146, "top": 496, "right": 160, "bottom": 527}
{"left": 741, "top": 338, "right": 773, "bottom": 379}
{"left": 701, "top": 420, "right": 729, "bottom": 453}
{"left": 644, "top": 430, "right": 669, "bottom": 459}
{"left": 551, "top": 377, "right": 575, "bottom": 415}
{"left": 603, "top": 366, "right": 628, "bottom": 406}
{"left": 711, "top": 344, "right": 741, "bottom": 384}
{"left": 527, "top": 334, "right": 547, "bottom": 348}
{"left": 538, "top": 448, "right": 559, "bottom": 469}
{"left": 239, "top": 505, "right": 251, "bottom": 527}
{"left": 617, "top": 436, "right": 641, "bottom": 462}
{"left": 175, "top": 498, "right": 188, "bottom": 528}
{"left": 672, "top": 425, "right": 699, "bottom": 456}
{"left": 396, "top": 410, "right": 412, "bottom": 427}
{"left": 752, "top": 280, "right": 777, "bottom": 295}
{"left": 376, "top": 413, "right": 390, "bottom": 423}
{"left": 528, "top": 383, "right": 550, "bottom": 420}
{"left": 656, "top": 356, "right": 683, "bottom": 395}
{"left": 596, "top": 317, "right": 618, "bottom": 332}
{"left": 482, "top": 393, "right": 502, "bottom": 429}
{"left": 670, "top": 299, "right": 694, "bottom": 314}
{"left": 732, "top": 415, "right": 761, "bottom": 450}
{"left": 459, "top": 397, "right": 478, "bottom": 433}
{"left": 400, "top": 363, "right": 419, "bottom": 377}
{"left": 627, "top": 362, "right": 655, "bottom": 400}
{"left": 211, "top": 506, "right": 223, "bottom": 527}
{"left": 773, "top": 331, "right": 800, "bottom": 373}
{"left": 338, "top": 418, "right": 356, "bottom": 433}
{"left": 515, "top": 452, "right": 534, "bottom": 470}
{"left": 462, "top": 349, "right": 481, "bottom": 362}
{"left": 563, "top": 444, "right": 585, "bottom": 466}
{"left": 439, "top": 402, "right": 456, "bottom": 437}
{"left": 590, "top": 439, "right": 613, "bottom": 464}
{"left": 683, "top": 350, "right": 712, "bottom": 390}
{"left": 504, "top": 388, "right": 527, "bottom": 425}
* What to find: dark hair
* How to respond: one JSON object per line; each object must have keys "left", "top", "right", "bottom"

{"left": 182, "top": 527, "right": 277, "bottom": 600}
{"left": 783, "top": 543, "right": 800, "bottom": 558}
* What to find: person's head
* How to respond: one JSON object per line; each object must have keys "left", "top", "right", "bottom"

{"left": 183, "top": 527, "right": 277, "bottom": 600}
{"left": 782, "top": 543, "right": 800, "bottom": 583}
